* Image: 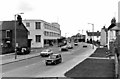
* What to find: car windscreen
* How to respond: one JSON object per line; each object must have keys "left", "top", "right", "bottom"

{"left": 42, "top": 49, "right": 49, "bottom": 52}
{"left": 49, "top": 55, "right": 56, "bottom": 59}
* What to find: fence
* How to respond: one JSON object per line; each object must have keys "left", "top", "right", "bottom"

{"left": 114, "top": 53, "right": 119, "bottom": 78}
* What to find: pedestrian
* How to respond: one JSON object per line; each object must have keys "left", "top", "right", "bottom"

{"left": 115, "top": 47, "right": 119, "bottom": 61}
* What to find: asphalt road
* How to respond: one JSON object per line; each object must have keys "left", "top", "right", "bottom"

{"left": 2, "top": 43, "right": 94, "bottom": 77}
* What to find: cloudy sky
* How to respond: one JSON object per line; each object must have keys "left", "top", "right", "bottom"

{"left": 0, "top": 0, "right": 119, "bottom": 37}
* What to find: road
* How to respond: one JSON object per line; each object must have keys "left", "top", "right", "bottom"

{"left": 2, "top": 43, "right": 95, "bottom": 77}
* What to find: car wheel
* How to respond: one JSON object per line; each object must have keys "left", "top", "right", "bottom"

{"left": 54, "top": 62, "right": 57, "bottom": 65}
{"left": 60, "top": 60, "right": 62, "bottom": 63}
{"left": 46, "top": 63, "right": 48, "bottom": 66}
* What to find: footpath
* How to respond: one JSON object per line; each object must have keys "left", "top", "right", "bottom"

{"left": 65, "top": 47, "right": 116, "bottom": 78}
{"left": 118, "top": 55, "right": 120, "bottom": 79}
{"left": 0, "top": 46, "right": 57, "bottom": 65}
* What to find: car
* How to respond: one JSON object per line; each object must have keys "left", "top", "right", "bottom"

{"left": 104, "top": 45, "right": 108, "bottom": 47}
{"left": 74, "top": 42, "right": 78, "bottom": 46}
{"left": 60, "top": 45, "right": 68, "bottom": 51}
{"left": 83, "top": 45, "right": 87, "bottom": 48}
{"left": 40, "top": 49, "right": 53, "bottom": 57}
{"left": 16, "top": 47, "right": 30, "bottom": 55}
{"left": 58, "top": 43, "right": 66, "bottom": 47}
{"left": 67, "top": 44, "right": 73, "bottom": 49}
{"left": 45, "top": 54, "right": 62, "bottom": 65}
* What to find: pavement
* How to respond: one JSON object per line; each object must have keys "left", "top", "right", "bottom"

{"left": 0, "top": 45, "right": 58, "bottom": 65}
{"left": 65, "top": 47, "right": 116, "bottom": 78}
{"left": 117, "top": 56, "right": 120, "bottom": 79}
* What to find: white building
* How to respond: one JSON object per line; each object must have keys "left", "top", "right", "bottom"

{"left": 107, "top": 17, "right": 117, "bottom": 50}
{"left": 23, "top": 19, "right": 61, "bottom": 48}
{"left": 100, "top": 26, "right": 108, "bottom": 46}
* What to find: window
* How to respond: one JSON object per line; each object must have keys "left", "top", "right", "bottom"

{"left": 28, "top": 31, "right": 30, "bottom": 35}
{"left": 46, "top": 31, "right": 48, "bottom": 36}
{"left": 36, "top": 35, "right": 41, "bottom": 42}
{"left": 35, "top": 22, "right": 41, "bottom": 29}
{"left": 6, "top": 30, "right": 11, "bottom": 38}
{"left": 44, "top": 31, "right": 46, "bottom": 36}
{"left": 44, "top": 31, "right": 47, "bottom": 36}
{"left": 26, "top": 22, "right": 30, "bottom": 27}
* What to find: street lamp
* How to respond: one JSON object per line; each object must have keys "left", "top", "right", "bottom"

{"left": 14, "top": 13, "right": 24, "bottom": 59}
{"left": 88, "top": 23, "right": 94, "bottom": 49}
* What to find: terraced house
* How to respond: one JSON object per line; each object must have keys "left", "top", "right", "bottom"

{"left": 23, "top": 19, "right": 61, "bottom": 48}
{"left": 0, "top": 20, "right": 29, "bottom": 54}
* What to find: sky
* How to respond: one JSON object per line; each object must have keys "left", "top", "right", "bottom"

{"left": 0, "top": 0, "right": 119, "bottom": 37}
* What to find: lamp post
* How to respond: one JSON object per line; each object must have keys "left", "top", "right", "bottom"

{"left": 14, "top": 13, "right": 24, "bottom": 59}
{"left": 88, "top": 23, "right": 94, "bottom": 49}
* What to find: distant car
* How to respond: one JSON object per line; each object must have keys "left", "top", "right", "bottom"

{"left": 60, "top": 45, "right": 68, "bottom": 51}
{"left": 40, "top": 49, "right": 53, "bottom": 57}
{"left": 104, "top": 45, "right": 108, "bottom": 47}
{"left": 45, "top": 54, "right": 62, "bottom": 65}
{"left": 100, "top": 46, "right": 104, "bottom": 48}
{"left": 58, "top": 43, "right": 66, "bottom": 47}
{"left": 67, "top": 44, "right": 73, "bottom": 49}
{"left": 74, "top": 42, "right": 78, "bottom": 46}
{"left": 83, "top": 45, "right": 87, "bottom": 48}
{"left": 16, "top": 47, "right": 30, "bottom": 55}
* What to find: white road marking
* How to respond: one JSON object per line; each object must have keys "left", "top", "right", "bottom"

{"left": 88, "top": 56, "right": 114, "bottom": 59}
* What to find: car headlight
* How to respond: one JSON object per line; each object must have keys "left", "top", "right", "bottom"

{"left": 51, "top": 60, "right": 54, "bottom": 62}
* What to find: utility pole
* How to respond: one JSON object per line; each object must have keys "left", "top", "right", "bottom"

{"left": 14, "top": 13, "right": 24, "bottom": 59}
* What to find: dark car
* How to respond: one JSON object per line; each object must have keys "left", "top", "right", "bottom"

{"left": 60, "top": 45, "right": 68, "bottom": 51}
{"left": 58, "top": 43, "right": 66, "bottom": 47}
{"left": 83, "top": 45, "right": 87, "bottom": 48}
{"left": 45, "top": 54, "right": 62, "bottom": 65}
{"left": 16, "top": 47, "right": 30, "bottom": 55}
{"left": 74, "top": 42, "right": 78, "bottom": 46}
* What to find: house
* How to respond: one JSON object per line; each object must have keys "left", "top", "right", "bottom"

{"left": 0, "top": 20, "right": 29, "bottom": 54}
{"left": 71, "top": 33, "right": 86, "bottom": 42}
{"left": 22, "top": 19, "right": 61, "bottom": 48}
{"left": 100, "top": 26, "right": 108, "bottom": 46}
{"left": 107, "top": 22, "right": 120, "bottom": 51}
{"left": 86, "top": 31, "right": 101, "bottom": 43}
{"left": 107, "top": 17, "right": 120, "bottom": 54}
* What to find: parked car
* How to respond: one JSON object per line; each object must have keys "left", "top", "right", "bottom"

{"left": 60, "top": 45, "right": 68, "bottom": 51}
{"left": 40, "top": 49, "right": 53, "bottom": 57}
{"left": 67, "top": 44, "right": 73, "bottom": 49}
{"left": 45, "top": 54, "right": 62, "bottom": 65}
{"left": 74, "top": 42, "right": 78, "bottom": 46}
{"left": 58, "top": 43, "right": 66, "bottom": 47}
{"left": 16, "top": 47, "right": 30, "bottom": 55}
{"left": 83, "top": 45, "right": 87, "bottom": 48}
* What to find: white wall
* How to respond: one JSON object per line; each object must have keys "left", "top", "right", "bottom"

{"left": 23, "top": 20, "right": 44, "bottom": 48}
{"left": 23, "top": 19, "right": 61, "bottom": 48}
{"left": 100, "top": 29, "right": 106, "bottom": 45}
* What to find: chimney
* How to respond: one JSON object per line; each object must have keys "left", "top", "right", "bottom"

{"left": 17, "top": 15, "right": 22, "bottom": 25}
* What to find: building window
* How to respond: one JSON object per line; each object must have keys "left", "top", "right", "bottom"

{"left": 6, "top": 30, "right": 11, "bottom": 38}
{"left": 26, "top": 22, "right": 30, "bottom": 27}
{"left": 44, "top": 31, "right": 47, "bottom": 36}
{"left": 28, "top": 31, "right": 30, "bottom": 35}
{"left": 36, "top": 35, "right": 41, "bottom": 42}
{"left": 35, "top": 22, "right": 41, "bottom": 29}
